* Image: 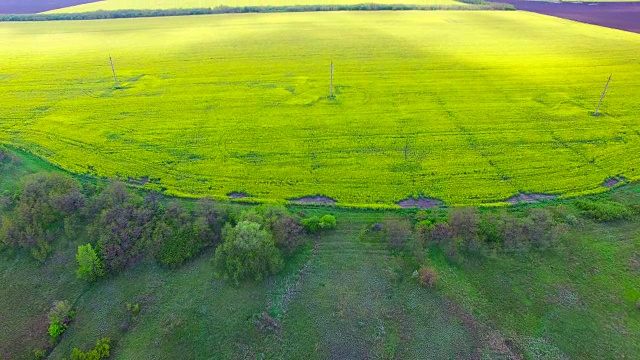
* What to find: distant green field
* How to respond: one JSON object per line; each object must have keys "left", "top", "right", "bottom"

{"left": 1, "top": 11, "right": 640, "bottom": 206}
{"left": 45, "top": 0, "right": 469, "bottom": 13}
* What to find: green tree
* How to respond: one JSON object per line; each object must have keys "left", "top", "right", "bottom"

{"left": 76, "top": 243, "right": 104, "bottom": 281}
{"left": 213, "top": 221, "right": 283, "bottom": 284}
{"left": 71, "top": 338, "right": 111, "bottom": 360}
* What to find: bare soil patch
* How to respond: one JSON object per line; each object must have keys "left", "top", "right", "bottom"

{"left": 290, "top": 195, "right": 336, "bottom": 205}
{"left": 0, "top": 1, "right": 101, "bottom": 14}
{"left": 505, "top": 192, "right": 557, "bottom": 204}
{"left": 601, "top": 176, "right": 627, "bottom": 188}
{"left": 228, "top": 192, "right": 250, "bottom": 199}
{"left": 397, "top": 197, "right": 443, "bottom": 209}
{"left": 501, "top": 0, "right": 640, "bottom": 34}
{"left": 444, "top": 301, "right": 521, "bottom": 359}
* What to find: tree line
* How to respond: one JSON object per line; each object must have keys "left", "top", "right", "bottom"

{"left": 0, "top": 3, "right": 515, "bottom": 22}
{"left": 0, "top": 172, "right": 336, "bottom": 284}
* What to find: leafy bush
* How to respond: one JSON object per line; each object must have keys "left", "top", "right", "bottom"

{"left": 214, "top": 221, "right": 283, "bottom": 284}
{"left": 302, "top": 214, "right": 337, "bottom": 233}
{"left": 383, "top": 219, "right": 412, "bottom": 250}
{"left": 574, "top": 200, "right": 632, "bottom": 222}
{"left": 449, "top": 208, "right": 480, "bottom": 252}
{"left": 417, "top": 266, "right": 437, "bottom": 287}
{"left": 319, "top": 214, "right": 337, "bottom": 230}
{"left": 48, "top": 300, "right": 73, "bottom": 341}
{"left": 71, "top": 338, "right": 111, "bottom": 360}
{"left": 152, "top": 201, "right": 198, "bottom": 268}
{"left": 0, "top": 173, "right": 84, "bottom": 261}
{"left": 478, "top": 214, "right": 501, "bottom": 245}
{"left": 301, "top": 216, "right": 321, "bottom": 233}
{"left": 48, "top": 322, "right": 65, "bottom": 339}
{"left": 271, "top": 215, "right": 304, "bottom": 252}
{"left": 76, "top": 243, "right": 104, "bottom": 281}
{"left": 90, "top": 183, "right": 155, "bottom": 273}
{"left": 33, "top": 349, "right": 46, "bottom": 360}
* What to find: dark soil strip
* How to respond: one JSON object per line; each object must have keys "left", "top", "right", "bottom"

{"left": 505, "top": 192, "right": 557, "bottom": 204}
{"left": 228, "top": 192, "right": 250, "bottom": 199}
{"left": 397, "top": 197, "right": 443, "bottom": 209}
{"left": 290, "top": 195, "right": 336, "bottom": 205}
{"left": 444, "top": 301, "right": 522, "bottom": 359}
{"left": 601, "top": 176, "right": 627, "bottom": 188}
{"left": 0, "top": 0, "right": 101, "bottom": 14}
{"left": 500, "top": 0, "right": 640, "bottom": 34}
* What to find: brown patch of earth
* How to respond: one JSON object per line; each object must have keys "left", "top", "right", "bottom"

{"left": 499, "top": 0, "right": 640, "bottom": 34}
{"left": 601, "top": 176, "right": 627, "bottom": 188}
{"left": 444, "top": 301, "right": 522, "bottom": 359}
{"left": 397, "top": 197, "right": 443, "bottom": 209}
{"left": 228, "top": 192, "right": 250, "bottom": 199}
{"left": 290, "top": 195, "right": 336, "bottom": 205}
{"left": 0, "top": 0, "right": 101, "bottom": 14}
{"left": 505, "top": 192, "right": 557, "bottom": 204}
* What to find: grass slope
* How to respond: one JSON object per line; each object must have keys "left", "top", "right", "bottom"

{"left": 45, "top": 0, "right": 469, "bottom": 13}
{"left": 1, "top": 150, "right": 639, "bottom": 359}
{"left": 2, "top": 12, "right": 640, "bottom": 206}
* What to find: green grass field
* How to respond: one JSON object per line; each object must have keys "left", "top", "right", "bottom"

{"left": 1, "top": 149, "right": 638, "bottom": 359}
{"left": 45, "top": 0, "right": 469, "bottom": 13}
{"left": 2, "top": 11, "right": 640, "bottom": 207}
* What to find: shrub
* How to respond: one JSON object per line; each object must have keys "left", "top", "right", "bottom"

{"left": 449, "top": 208, "right": 480, "bottom": 252}
{"left": 48, "top": 323, "right": 65, "bottom": 339}
{"left": 383, "top": 219, "right": 412, "bottom": 250}
{"left": 478, "top": 214, "right": 501, "bottom": 245}
{"left": 33, "top": 349, "right": 46, "bottom": 360}
{"left": 417, "top": 266, "right": 437, "bottom": 287}
{"left": 498, "top": 214, "right": 527, "bottom": 252}
{"left": 76, "top": 243, "right": 105, "bottom": 281}
{"left": 1, "top": 173, "right": 84, "bottom": 261}
{"left": 48, "top": 300, "right": 73, "bottom": 341}
{"left": 193, "top": 197, "right": 226, "bottom": 245}
{"left": 213, "top": 221, "right": 283, "bottom": 284}
{"left": 271, "top": 215, "right": 304, "bottom": 252}
{"left": 152, "top": 201, "right": 201, "bottom": 268}
{"left": 319, "top": 214, "right": 337, "bottom": 230}
{"left": 415, "top": 210, "right": 429, "bottom": 222}
{"left": 301, "top": 216, "right": 321, "bottom": 233}
{"left": 71, "top": 338, "right": 111, "bottom": 360}
{"left": 302, "top": 214, "right": 337, "bottom": 233}
{"left": 91, "top": 186, "right": 155, "bottom": 273}
{"left": 574, "top": 200, "right": 632, "bottom": 222}
{"left": 31, "top": 239, "right": 52, "bottom": 264}
{"left": 425, "top": 222, "right": 452, "bottom": 245}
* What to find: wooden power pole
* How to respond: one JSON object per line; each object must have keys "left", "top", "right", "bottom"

{"left": 109, "top": 55, "right": 119, "bottom": 89}
{"left": 329, "top": 61, "right": 334, "bottom": 98}
{"left": 595, "top": 74, "right": 611, "bottom": 116}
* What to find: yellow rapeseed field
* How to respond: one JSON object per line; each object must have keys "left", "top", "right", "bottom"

{"left": 1, "top": 11, "right": 640, "bottom": 206}
{"left": 45, "top": 0, "right": 468, "bottom": 13}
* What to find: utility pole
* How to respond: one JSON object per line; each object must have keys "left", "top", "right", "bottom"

{"left": 329, "top": 61, "right": 334, "bottom": 98}
{"left": 594, "top": 74, "right": 611, "bottom": 116}
{"left": 404, "top": 138, "right": 409, "bottom": 160}
{"left": 109, "top": 55, "right": 119, "bottom": 89}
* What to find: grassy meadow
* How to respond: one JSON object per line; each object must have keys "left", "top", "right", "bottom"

{"left": 45, "top": 0, "right": 470, "bottom": 13}
{"left": 1, "top": 12, "right": 640, "bottom": 207}
{"left": 1, "top": 148, "right": 639, "bottom": 359}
